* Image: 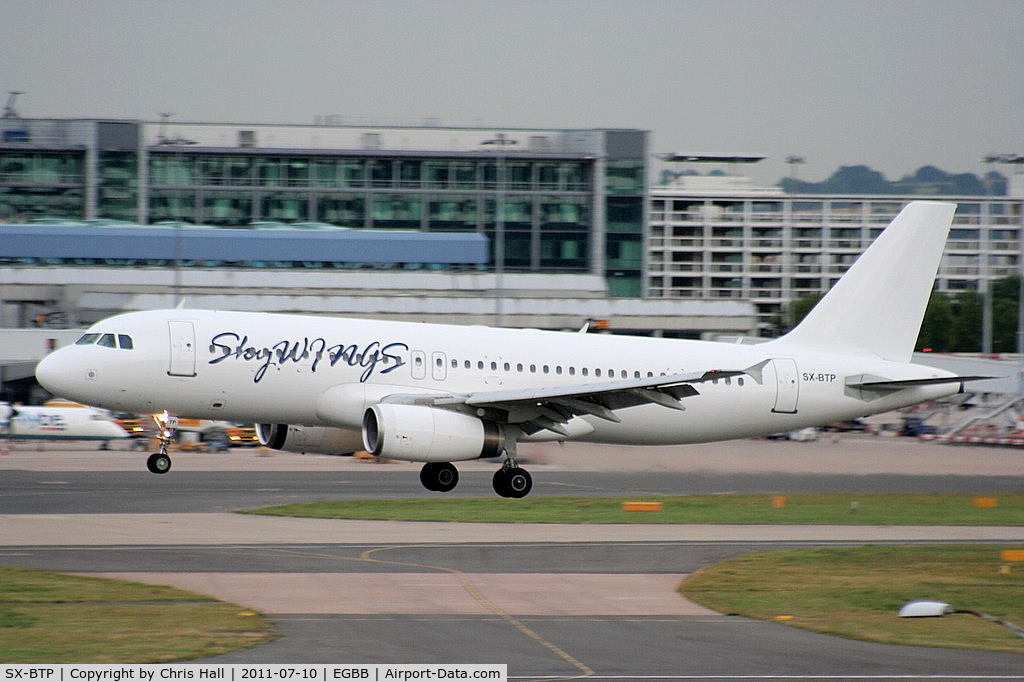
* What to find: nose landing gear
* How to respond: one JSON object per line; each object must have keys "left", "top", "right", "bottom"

{"left": 146, "top": 412, "right": 175, "bottom": 474}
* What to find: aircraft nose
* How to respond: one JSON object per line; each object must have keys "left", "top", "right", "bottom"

{"left": 35, "top": 349, "right": 77, "bottom": 397}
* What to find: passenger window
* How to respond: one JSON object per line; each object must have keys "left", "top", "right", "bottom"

{"left": 76, "top": 333, "right": 101, "bottom": 345}
{"left": 118, "top": 335, "right": 134, "bottom": 350}
{"left": 97, "top": 334, "right": 117, "bottom": 348}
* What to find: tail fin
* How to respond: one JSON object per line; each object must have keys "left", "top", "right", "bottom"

{"left": 772, "top": 201, "right": 955, "bottom": 362}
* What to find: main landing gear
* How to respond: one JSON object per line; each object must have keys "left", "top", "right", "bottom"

{"left": 417, "top": 456, "right": 533, "bottom": 498}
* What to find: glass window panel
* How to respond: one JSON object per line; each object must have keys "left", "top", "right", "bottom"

{"left": 199, "top": 157, "right": 225, "bottom": 185}
{"left": 98, "top": 151, "right": 138, "bottom": 221}
{"left": 398, "top": 160, "right": 422, "bottom": 188}
{"left": 260, "top": 192, "right": 309, "bottom": 221}
{"left": 369, "top": 160, "right": 394, "bottom": 188}
{"left": 371, "top": 194, "right": 422, "bottom": 229}
{"left": 339, "top": 160, "right": 365, "bottom": 187}
{"left": 428, "top": 194, "right": 478, "bottom": 231}
{"left": 606, "top": 160, "right": 644, "bottom": 194}
{"left": 316, "top": 194, "right": 365, "bottom": 227}
{"left": 0, "top": 186, "right": 84, "bottom": 221}
{"left": 426, "top": 161, "right": 449, "bottom": 188}
{"left": 506, "top": 162, "right": 531, "bottom": 190}
{"left": 225, "top": 157, "right": 252, "bottom": 186}
{"left": 453, "top": 162, "right": 477, "bottom": 189}
{"left": 500, "top": 195, "right": 533, "bottom": 228}
{"left": 201, "top": 191, "right": 252, "bottom": 226}
{"left": 540, "top": 233, "right": 588, "bottom": 270}
{"left": 257, "top": 159, "right": 282, "bottom": 186}
{"left": 503, "top": 232, "right": 532, "bottom": 269}
{"left": 541, "top": 196, "right": 588, "bottom": 230}
{"left": 286, "top": 159, "right": 309, "bottom": 186}
{"left": 313, "top": 160, "right": 338, "bottom": 187}
{"left": 607, "top": 196, "right": 643, "bottom": 233}
{"left": 149, "top": 190, "right": 197, "bottom": 223}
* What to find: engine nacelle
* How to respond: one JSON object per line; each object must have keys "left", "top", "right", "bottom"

{"left": 256, "top": 423, "right": 365, "bottom": 455}
{"left": 362, "top": 403, "right": 506, "bottom": 463}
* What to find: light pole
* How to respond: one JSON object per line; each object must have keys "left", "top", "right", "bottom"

{"left": 481, "top": 133, "right": 518, "bottom": 326}
{"left": 984, "top": 154, "right": 1024, "bottom": 393}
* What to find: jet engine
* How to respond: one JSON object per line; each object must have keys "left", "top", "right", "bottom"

{"left": 255, "top": 423, "right": 365, "bottom": 455}
{"left": 362, "top": 403, "right": 506, "bottom": 462}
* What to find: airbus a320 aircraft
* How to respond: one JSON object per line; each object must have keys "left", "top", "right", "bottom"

{"left": 35, "top": 201, "right": 981, "bottom": 497}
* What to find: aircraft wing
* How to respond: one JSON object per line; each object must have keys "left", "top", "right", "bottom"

{"left": 381, "top": 362, "right": 766, "bottom": 437}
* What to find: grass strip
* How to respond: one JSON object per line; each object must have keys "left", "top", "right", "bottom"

{"left": 679, "top": 545, "right": 1024, "bottom": 654}
{"left": 244, "top": 492, "right": 1024, "bottom": 525}
{"left": 0, "top": 567, "right": 277, "bottom": 663}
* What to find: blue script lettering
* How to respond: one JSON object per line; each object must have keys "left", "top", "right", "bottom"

{"left": 208, "top": 332, "right": 408, "bottom": 383}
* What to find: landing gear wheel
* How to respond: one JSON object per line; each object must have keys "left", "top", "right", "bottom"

{"left": 419, "top": 462, "right": 459, "bottom": 493}
{"left": 146, "top": 452, "right": 172, "bottom": 474}
{"left": 493, "top": 466, "right": 532, "bottom": 498}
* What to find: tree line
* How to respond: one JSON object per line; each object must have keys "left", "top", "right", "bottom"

{"left": 779, "top": 165, "right": 1008, "bottom": 196}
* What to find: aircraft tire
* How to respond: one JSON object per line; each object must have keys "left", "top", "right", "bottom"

{"left": 147, "top": 452, "right": 172, "bottom": 474}
{"left": 493, "top": 466, "right": 532, "bottom": 498}
{"left": 492, "top": 469, "right": 511, "bottom": 497}
{"left": 420, "top": 462, "right": 458, "bottom": 493}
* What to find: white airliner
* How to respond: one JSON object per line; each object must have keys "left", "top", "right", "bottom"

{"left": 0, "top": 401, "right": 129, "bottom": 443}
{"left": 35, "top": 201, "right": 981, "bottom": 496}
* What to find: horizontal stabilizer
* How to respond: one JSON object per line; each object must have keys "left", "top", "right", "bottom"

{"left": 847, "top": 375, "right": 994, "bottom": 390}
{"left": 845, "top": 374, "right": 993, "bottom": 401}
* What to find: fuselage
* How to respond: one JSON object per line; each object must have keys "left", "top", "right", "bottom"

{"left": 35, "top": 308, "right": 959, "bottom": 446}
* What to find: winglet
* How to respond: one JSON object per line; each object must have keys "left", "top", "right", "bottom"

{"left": 771, "top": 201, "right": 955, "bottom": 362}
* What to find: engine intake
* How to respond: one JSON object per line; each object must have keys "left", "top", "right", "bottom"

{"left": 362, "top": 404, "right": 505, "bottom": 462}
{"left": 256, "top": 423, "right": 364, "bottom": 455}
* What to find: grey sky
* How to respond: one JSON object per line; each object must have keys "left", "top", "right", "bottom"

{"left": 2, "top": 0, "right": 1021, "bottom": 185}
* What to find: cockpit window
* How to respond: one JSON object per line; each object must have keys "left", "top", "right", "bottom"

{"left": 75, "top": 332, "right": 134, "bottom": 350}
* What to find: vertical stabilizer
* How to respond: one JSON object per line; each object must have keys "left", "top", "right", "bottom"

{"left": 771, "top": 201, "right": 955, "bottom": 362}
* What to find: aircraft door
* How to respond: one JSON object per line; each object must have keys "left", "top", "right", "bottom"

{"left": 167, "top": 321, "right": 197, "bottom": 377}
{"left": 771, "top": 358, "right": 799, "bottom": 414}
{"left": 431, "top": 352, "right": 447, "bottom": 381}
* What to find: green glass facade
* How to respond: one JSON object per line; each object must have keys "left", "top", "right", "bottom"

{"left": 0, "top": 120, "right": 650, "bottom": 291}
{"left": 146, "top": 152, "right": 595, "bottom": 273}
{"left": 602, "top": 132, "right": 648, "bottom": 296}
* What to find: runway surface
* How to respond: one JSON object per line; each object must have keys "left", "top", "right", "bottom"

{"left": 1, "top": 437, "right": 1022, "bottom": 679}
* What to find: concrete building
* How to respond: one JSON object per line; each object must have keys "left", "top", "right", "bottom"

{"left": 649, "top": 173, "right": 1024, "bottom": 334}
